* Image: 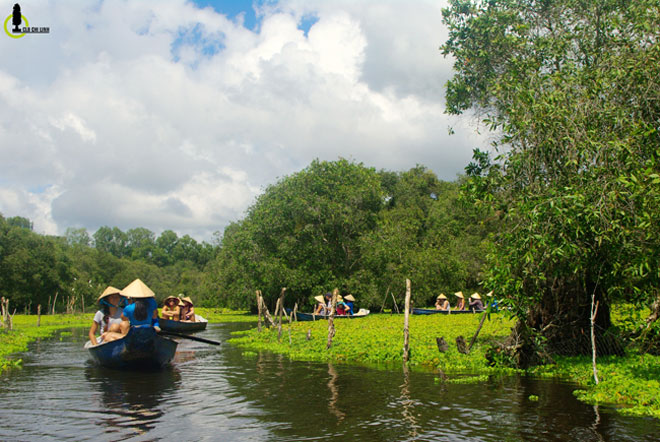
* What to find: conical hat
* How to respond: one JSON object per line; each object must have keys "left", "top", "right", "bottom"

{"left": 344, "top": 294, "right": 356, "bottom": 302}
{"left": 181, "top": 296, "right": 193, "bottom": 304}
{"left": 97, "top": 286, "right": 123, "bottom": 302}
{"left": 485, "top": 291, "right": 493, "bottom": 297}
{"left": 314, "top": 295, "right": 324, "bottom": 303}
{"left": 454, "top": 291, "right": 464, "bottom": 299}
{"left": 471, "top": 293, "right": 481, "bottom": 300}
{"left": 436, "top": 294, "right": 447, "bottom": 300}
{"left": 164, "top": 295, "right": 179, "bottom": 304}
{"left": 122, "top": 278, "right": 155, "bottom": 298}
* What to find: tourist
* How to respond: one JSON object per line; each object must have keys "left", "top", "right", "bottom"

{"left": 313, "top": 295, "right": 327, "bottom": 315}
{"left": 469, "top": 293, "right": 484, "bottom": 311}
{"left": 179, "top": 296, "right": 196, "bottom": 322}
{"left": 118, "top": 278, "right": 160, "bottom": 335}
{"left": 435, "top": 294, "right": 449, "bottom": 311}
{"left": 161, "top": 295, "right": 181, "bottom": 321}
{"left": 454, "top": 291, "right": 466, "bottom": 310}
{"left": 344, "top": 294, "right": 356, "bottom": 315}
{"left": 87, "top": 286, "right": 125, "bottom": 346}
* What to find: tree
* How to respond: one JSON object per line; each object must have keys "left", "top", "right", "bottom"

{"left": 442, "top": 0, "right": 660, "bottom": 362}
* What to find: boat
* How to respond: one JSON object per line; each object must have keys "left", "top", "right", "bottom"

{"left": 86, "top": 326, "right": 178, "bottom": 369}
{"left": 292, "top": 308, "right": 370, "bottom": 322}
{"left": 159, "top": 314, "right": 208, "bottom": 333}
{"left": 412, "top": 308, "right": 484, "bottom": 315}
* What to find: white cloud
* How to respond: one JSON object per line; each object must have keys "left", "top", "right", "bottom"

{"left": 0, "top": 0, "right": 486, "bottom": 240}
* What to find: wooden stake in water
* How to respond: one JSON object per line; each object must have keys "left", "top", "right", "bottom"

{"left": 288, "top": 302, "right": 296, "bottom": 345}
{"left": 256, "top": 290, "right": 262, "bottom": 332}
{"left": 403, "top": 279, "right": 411, "bottom": 363}
{"left": 277, "top": 287, "right": 287, "bottom": 342}
{"left": 37, "top": 304, "right": 41, "bottom": 327}
{"left": 326, "top": 288, "right": 338, "bottom": 349}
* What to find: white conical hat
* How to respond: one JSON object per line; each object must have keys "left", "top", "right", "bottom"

{"left": 454, "top": 291, "right": 464, "bottom": 299}
{"left": 471, "top": 293, "right": 481, "bottom": 300}
{"left": 485, "top": 291, "right": 494, "bottom": 297}
{"left": 97, "top": 286, "right": 123, "bottom": 302}
{"left": 122, "top": 278, "right": 155, "bottom": 298}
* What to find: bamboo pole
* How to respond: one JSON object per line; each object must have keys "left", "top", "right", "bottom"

{"left": 591, "top": 298, "right": 600, "bottom": 385}
{"left": 326, "top": 288, "right": 338, "bottom": 349}
{"left": 288, "top": 302, "right": 296, "bottom": 345}
{"left": 261, "top": 296, "right": 276, "bottom": 327}
{"left": 277, "top": 287, "right": 287, "bottom": 342}
{"left": 403, "top": 279, "right": 411, "bottom": 363}
{"left": 292, "top": 302, "right": 298, "bottom": 323}
{"left": 37, "top": 304, "right": 41, "bottom": 327}
{"left": 256, "top": 290, "right": 263, "bottom": 332}
{"left": 52, "top": 291, "right": 58, "bottom": 315}
{"left": 391, "top": 292, "right": 400, "bottom": 314}
{"left": 467, "top": 309, "right": 489, "bottom": 353}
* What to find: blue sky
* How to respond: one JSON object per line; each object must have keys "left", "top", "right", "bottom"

{"left": 0, "top": 0, "right": 485, "bottom": 240}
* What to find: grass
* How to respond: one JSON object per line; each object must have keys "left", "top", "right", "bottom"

{"left": 229, "top": 312, "right": 516, "bottom": 373}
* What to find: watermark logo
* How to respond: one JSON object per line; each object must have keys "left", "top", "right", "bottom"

{"left": 4, "top": 3, "right": 50, "bottom": 38}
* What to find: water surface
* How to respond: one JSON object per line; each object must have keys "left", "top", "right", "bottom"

{"left": 0, "top": 322, "right": 657, "bottom": 441}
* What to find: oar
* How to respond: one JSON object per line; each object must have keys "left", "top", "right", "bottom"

{"left": 157, "top": 330, "right": 221, "bottom": 345}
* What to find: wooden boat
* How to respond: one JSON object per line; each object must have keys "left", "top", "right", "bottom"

{"left": 86, "top": 326, "right": 178, "bottom": 369}
{"left": 292, "top": 308, "right": 370, "bottom": 322}
{"left": 159, "top": 314, "right": 208, "bottom": 333}
{"left": 412, "top": 308, "right": 484, "bottom": 315}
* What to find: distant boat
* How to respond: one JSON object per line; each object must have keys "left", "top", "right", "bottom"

{"left": 159, "top": 315, "right": 208, "bottom": 333}
{"left": 292, "top": 308, "right": 370, "bottom": 322}
{"left": 86, "top": 326, "right": 177, "bottom": 369}
{"left": 412, "top": 308, "right": 484, "bottom": 315}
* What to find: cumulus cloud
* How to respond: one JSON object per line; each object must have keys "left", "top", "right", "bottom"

{"left": 0, "top": 0, "right": 486, "bottom": 240}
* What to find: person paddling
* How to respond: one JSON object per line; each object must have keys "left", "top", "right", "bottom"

{"left": 87, "top": 286, "right": 125, "bottom": 347}
{"left": 117, "top": 278, "right": 161, "bottom": 336}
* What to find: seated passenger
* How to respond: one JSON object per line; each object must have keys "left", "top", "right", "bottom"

{"left": 454, "top": 291, "right": 466, "bottom": 310}
{"left": 313, "top": 295, "right": 327, "bottom": 315}
{"left": 336, "top": 301, "right": 348, "bottom": 316}
{"left": 179, "top": 296, "right": 196, "bottom": 322}
{"left": 161, "top": 295, "right": 181, "bottom": 321}
{"left": 469, "top": 293, "right": 484, "bottom": 311}
{"left": 114, "top": 279, "right": 160, "bottom": 337}
{"left": 435, "top": 294, "right": 449, "bottom": 311}
{"left": 87, "top": 286, "right": 125, "bottom": 346}
{"left": 344, "top": 294, "right": 356, "bottom": 315}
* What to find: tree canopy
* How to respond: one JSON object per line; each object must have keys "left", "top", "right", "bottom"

{"left": 442, "top": 0, "right": 660, "bottom": 360}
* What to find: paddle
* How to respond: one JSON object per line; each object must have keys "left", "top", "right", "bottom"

{"left": 157, "top": 330, "right": 221, "bottom": 345}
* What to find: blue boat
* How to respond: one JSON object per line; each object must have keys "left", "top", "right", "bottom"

{"left": 86, "top": 326, "right": 178, "bottom": 369}
{"left": 159, "top": 315, "right": 208, "bottom": 333}
{"left": 292, "top": 308, "right": 370, "bottom": 322}
{"left": 412, "top": 308, "right": 484, "bottom": 315}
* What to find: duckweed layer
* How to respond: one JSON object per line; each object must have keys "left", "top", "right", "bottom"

{"left": 229, "top": 313, "right": 515, "bottom": 373}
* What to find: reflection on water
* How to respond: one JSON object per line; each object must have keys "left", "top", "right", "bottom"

{"left": 84, "top": 365, "right": 181, "bottom": 436}
{"left": 0, "top": 324, "right": 659, "bottom": 441}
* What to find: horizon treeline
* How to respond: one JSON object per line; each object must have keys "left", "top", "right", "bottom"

{"left": 0, "top": 159, "right": 494, "bottom": 313}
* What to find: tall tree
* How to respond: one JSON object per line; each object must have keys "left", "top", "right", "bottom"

{"left": 442, "top": 0, "right": 660, "bottom": 362}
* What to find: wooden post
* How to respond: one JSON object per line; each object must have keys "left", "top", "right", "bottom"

{"left": 47, "top": 296, "right": 51, "bottom": 315}
{"left": 261, "top": 296, "right": 276, "bottom": 327}
{"left": 326, "top": 288, "right": 338, "bottom": 349}
{"left": 380, "top": 285, "right": 390, "bottom": 313}
{"left": 306, "top": 329, "right": 311, "bottom": 340}
{"left": 37, "top": 304, "right": 41, "bottom": 327}
{"left": 391, "top": 292, "right": 400, "bottom": 314}
{"left": 275, "top": 298, "right": 282, "bottom": 341}
{"left": 52, "top": 291, "right": 58, "bottom": 315}
{"left": 467, "top": 309, "right": 489, "bottom": 353}
{"left": 591, "top": 298, "right": 600, "bottom": 385}
{"left": 292, "top": 302, "right": 298, "bottom": 323}
{"left": 256, "top": 290, "right": 262, "bottom": 332}
{"left": 403, "top": 279, "right": 411, "bottom": 363}
{"left": 277, "top": 287, "right": 287, "bottom": 342}
{"left": 436, "top": 337, "right": 448, "bottom": 353}
{"left": 288, "top": 302, "right": 295, "bottom": 345}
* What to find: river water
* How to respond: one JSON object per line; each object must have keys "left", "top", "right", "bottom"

{"left": 0, "top": 322, "right": 658, "bottom": 441}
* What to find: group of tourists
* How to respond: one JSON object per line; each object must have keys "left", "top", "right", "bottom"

{"left": 161, "top": 295, "right": 196, "bottom": 322}
{"left": 313, "top": 292, "right": 357, "bottom": 316}
{"left": 435, "top": 291, "right": 491, "bottom": 311}
{"left": 87, "top": 278, "right": 196, "bottom": 347}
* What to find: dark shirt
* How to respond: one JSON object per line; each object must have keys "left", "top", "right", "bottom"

{"left": 469, "top": 299, "right": 484, "bottom": 310}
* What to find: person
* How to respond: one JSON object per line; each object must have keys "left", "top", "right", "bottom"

{"left": 179, "top": 296, "right": 196, "bottom": 322}
{"left": 435, "top": 294, "right": 449, "bottom": 311}
{"left": 313, "top": 295, "right": 327, "bottom": 315}
{"left": 344, "top": 294, "right": 356, "bottom": 315}
{"left": 87, "top": 286, "right": 125, "bottom": 346}
{"left": 336, "top": 301, "right": 348, "bottom": 315}
{"left": 469, "top": 293, "right": 484, "bottom": 311}
{"left": 454, "top": 291, "right": 466, "bottom": 310}
{"left": 161, "top": 295, "right": 181, "bottom": 321}
{"left": 117, "top": 278, "right": 160, "bottom": 336}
